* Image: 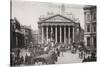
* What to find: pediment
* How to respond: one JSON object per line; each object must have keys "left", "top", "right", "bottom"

{"left": 42, "top": 14, "right": 74, "bottom": 22}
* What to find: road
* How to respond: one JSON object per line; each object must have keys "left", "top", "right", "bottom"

{"left": 19, "top": 49, "right": 83, "bottom": 65}
{"left": 56, "top": 51, "right": 83, "bottom": 64}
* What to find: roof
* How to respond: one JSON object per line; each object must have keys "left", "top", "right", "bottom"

{"left": 38, "top": 14, "right": 75, "bottom": 23}
{"left": 84, "top": 5, "right": 96, "bottom": 10}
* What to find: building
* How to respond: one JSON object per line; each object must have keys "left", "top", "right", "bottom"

{"left": 80, "top": 28, "right": 84, "bottom": 42}
{"left": 20, "top": 25, "right": 33, "bottom": 47}
{"left": 32, "top": 30, "right": 41, "bottom": 45}
{"left": 38, "top": 14, "right": 81, "bottom": 47}
{"left": 84, "top": 6, "right": 96, "bottom": 50}
{"left": 10, "top": 18, "right": 24, "bottom": 48}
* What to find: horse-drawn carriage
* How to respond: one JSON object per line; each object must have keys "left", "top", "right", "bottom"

{"left": 33, "top": 49, "right": 57, "bottom": 65}
{"left": 11, "top": 41, "right": 58, "bottom": 66}
{"left": 28, "top": 43, "right": 58, "bottom": 65}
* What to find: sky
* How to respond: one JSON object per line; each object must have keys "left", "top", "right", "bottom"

{"left": 12, "top": 0, "right": 85, "bottom": 30}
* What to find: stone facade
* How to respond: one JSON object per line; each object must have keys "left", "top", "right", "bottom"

{"left": 38, "top": 14, "right": 80, "bottom": 46}
{"left": 10, "top": 18, "right": 25, "bottom": 48}
{"left": 84, "top": 6, "right": 96, "bottom": 50}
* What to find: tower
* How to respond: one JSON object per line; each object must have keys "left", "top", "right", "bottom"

{"left": 60, "top": 4, "right": 65, "bottom": 15}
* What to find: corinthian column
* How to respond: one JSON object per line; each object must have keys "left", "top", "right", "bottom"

{"left": 46, "top": 26, "right": 48, "bottom": 43}
{"left": 60, "top": 26, "right": 62, "bottom": 43}
{"left": 73, "top": 26, "right": 74, "bottom": 42}
{"left": 51, "top": 26, "right": 53, "bottom": 41}
{"left": 68, "top": 26, "right": 70, "bottom": 44}
{"left": 55, "top": 26, "right": 57, "bottom": 43}
{"left": 64, "top": 26, "right": 66, "bottom": 44}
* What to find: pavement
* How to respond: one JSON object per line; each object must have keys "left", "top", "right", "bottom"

{"left": 56, "top": 51, "right": 83, "bottom": 64}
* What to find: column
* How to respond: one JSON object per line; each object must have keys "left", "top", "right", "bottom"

{"left": 55, "top": 26, "right": 57, "bottom": 43}
{"left": 64, "top": 26, "right": 66, "bottom": 44}
{"left": 68, "top": 26, "right": 70, "bottom": 44}
{"left": 42, "top": 26, "right": 44, "bottom": 44}
{"left": 51, "top": 26, "right": 53, "bottom": 41}
{"left": 60, "top": 26, "right": 62, "bottom": 43}
{"left": 73, "top": 26, "right": 74, "bottom": 42}
{"left": 46, "top": 26, "right": 48, "bottom": 43}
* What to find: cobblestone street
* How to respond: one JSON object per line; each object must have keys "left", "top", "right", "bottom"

{"left": 56, "top": 51, "right": 83, "bottom": 64}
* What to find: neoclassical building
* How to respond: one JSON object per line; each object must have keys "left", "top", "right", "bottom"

{"left": 38, "top": 14, "right": 80, "bottom": 46}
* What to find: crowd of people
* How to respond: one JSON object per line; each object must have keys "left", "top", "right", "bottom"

{"left": 10, "top": 42, "right": 96, "bottom": 66}
{"left": 71, "top": 42, "right": 96, "bottom": 62}
{"left": 10, "top": 44, "right": 66, "bottom": 66}
{"left": 10, "top": 49, "right": 24, "bottom": 66}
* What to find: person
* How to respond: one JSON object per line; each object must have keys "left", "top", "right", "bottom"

{"left": 44, "top": 46, "right": 48, "bottom": 53}
{"left": 47, "top": 49, "right": 54, "bottom": 64}
{"left": 17, "top": 49, "right": 20, "bottom": 57}
{"left": 82, "top": 56, "right": 90, "bottom": 62}
{"left": 15, "top": 54, "right": 21, "bottom": 65}
{"left": 14, "top": 49, "right": 21, "bottom": 65}
{"left": 60, "top": 45, "right": 64, "bottom": 56}
{"left": 51, "top": 51, "right": 56, "bottom": 64}
{"left": 80, "top": 50, "right": 84, "bottom": 59}
{"left": 50, "top": 48, "right": 57, "bottom": 64}
{"left": 25, "top": 54, "right": 28, "bottom": 65}
{"left": 56, "top": 48, "right": 60, "bottom": 56}
{"left": 90, "top": 52, "right": 96, "bottom": 61}
{"left": 78, "top": 46, "right": 83, "bottom": 59}
{"left": 10, "top": 53, "right": 15, "bottom": 66}
{"left": 83, "top": 52, "right": 96, "bottom": 62}
{"left": 20, "top": 56, "right": 24, "bottom": 64}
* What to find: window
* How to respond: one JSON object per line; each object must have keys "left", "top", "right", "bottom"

{"left": 87, "top": 24, "right": 90, "bottom": 32}
{"left": 93, "top": 24, "right": 96, "bottom": 32}
{"left": 86, "top": 13, "right": 91, "bottom": 21}
{"left": 93, "top": 12, "right": 96, "bottom": 20}
{"left": 93, "top": 37, "right": 96, "bottom": 48}
{"left": 87, "top": 37, "right": 90, "bottom": 47}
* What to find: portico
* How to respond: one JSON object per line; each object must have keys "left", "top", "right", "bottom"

{"left": 38, "top": 14, "right": 79, "bottom": 45}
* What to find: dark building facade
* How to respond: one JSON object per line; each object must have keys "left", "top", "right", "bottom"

{"left": 84, "top": 6, "right": 97, "bottom": 50}
{"left": 20, "top": 25, "right": 33, "bottom": 47}
{"left": 10, "top": 18, "right": 24, "bottom": 49}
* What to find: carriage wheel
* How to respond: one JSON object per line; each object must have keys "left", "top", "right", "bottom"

{"left": 35, "top": 61, "right": 43, "bottom": 65}
{"left": 34, "top": 60, "right": 46, "bottom": 65}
